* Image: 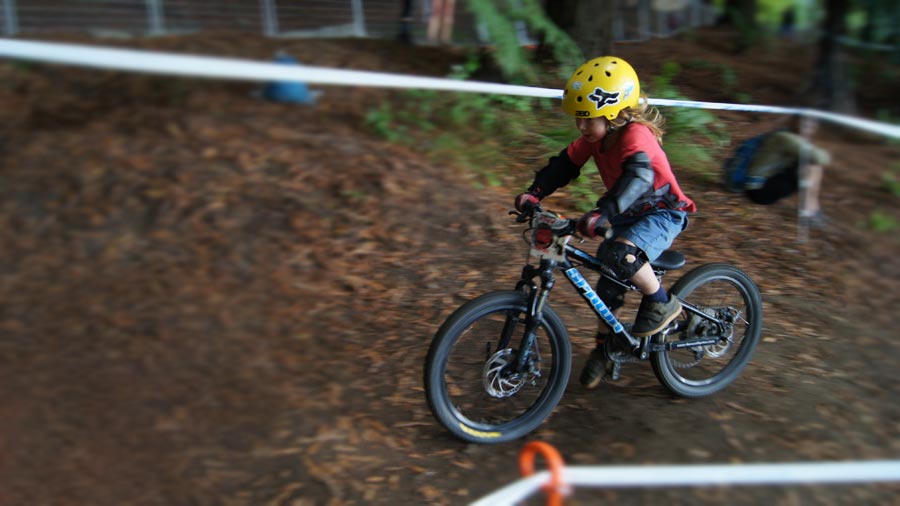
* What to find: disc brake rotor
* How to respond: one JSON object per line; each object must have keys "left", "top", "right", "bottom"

{"left": 703, "top": 307, "right": 738, "bottom": 358}
{"left": 482, "top": 348, "right": 527, "bottom": 398}
{"left": 672, "top": 307, "right": 736, "bottom": 367}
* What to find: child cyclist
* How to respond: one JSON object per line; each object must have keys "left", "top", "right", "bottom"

{"left": 514, "top": 57, "right": 697, "bottom": 389}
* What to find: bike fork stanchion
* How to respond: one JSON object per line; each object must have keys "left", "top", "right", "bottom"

{"left": 516, "top": 262, "right": 556, "bottom": 373}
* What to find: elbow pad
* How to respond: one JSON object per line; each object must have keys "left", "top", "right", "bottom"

{"left": 528, "top": 148, "right": 582, "bottom": 198}
{"left": 600, "top": 152, "right": 655, "bottom": 216}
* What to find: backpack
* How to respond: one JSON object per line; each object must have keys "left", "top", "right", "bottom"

{"left": 723, "top": 134, "right": 767, "bottom": 193}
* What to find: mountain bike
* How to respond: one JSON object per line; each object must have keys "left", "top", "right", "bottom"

{"left": 424, "top": 205, "right": 763, "bottom": 444}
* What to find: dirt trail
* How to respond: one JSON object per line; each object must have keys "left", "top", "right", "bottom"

{"left": 0, "top": 31, "right": 898, "bottom": 505}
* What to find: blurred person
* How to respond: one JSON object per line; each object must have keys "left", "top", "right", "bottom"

{"left": 742, "top": 116, "right": 831, "bottom": 228}
{"left": 779, "top": 7, "right": 796, "bottom": 40}
{"left": 514, "top": 57, "right": 696, "bottom": 389}
{"left": 427, "top": 0, "right": 456, "bottom": 44}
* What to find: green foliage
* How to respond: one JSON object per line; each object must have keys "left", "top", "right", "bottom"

{"left": 876, "top": 108, "right": 900, "bottom": 126}
{"left": 462, "top": 0, "right": 582, "bottom": 84}
{"left": 721, "top": 65, "right": 737, "bottom": 91}
{"left": 366, "top": 56, "right": 732, "bottom": 199}
{"left": 882, "top": 166, "right": 900, "bottom": 197}
{"left": 11, "top": 61, "right": 35, "bottom": 74}
{"left": 686, "top": 58, "right": 748, "bottom": 102}
{"left": 718, "top": 0, "right": 819, "bottom": 31}
{"left": 339, "top": 189, "right": 368, "bottom": 202}
{"left": 645, "top": 61, "right": 728, "bottom": 176}
{"left": 860, "top": 163, "right": 900, "bottom": 232}
{"left": 364, "top": 85, "right": 560, "bottom": 190}
{"left": 863, "top": 210, "right": 899, "bottom": 233}
{"left": 514, "top": 0, "right": 584, "bottom": 79}
{"left": 364, "top": 103, "right": 403, "bottom": 142}
{"left": 365, "top": 0, "right": 587, "bottom": 191}
{"left": 463, "top": 0, "right": 535, "bottom": 82}
{"left": 725, "top": 3, "right": 760, "bottom": 49}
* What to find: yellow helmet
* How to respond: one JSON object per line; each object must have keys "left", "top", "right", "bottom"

{"left": 561, "top": 57, "right": 640, "bottom": 120}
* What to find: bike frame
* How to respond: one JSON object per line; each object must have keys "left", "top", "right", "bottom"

{"left": 510, "top": 242, "right": 729, "bottom": 374}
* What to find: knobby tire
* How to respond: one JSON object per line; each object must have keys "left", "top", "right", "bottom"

{"left": 424, "top": 290, "right": 571, "bottom": 444}
{"left": 651, "top": 263, "right": 763, "bottom": 397}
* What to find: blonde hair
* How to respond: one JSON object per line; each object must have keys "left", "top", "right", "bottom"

{"left": 609, "top": 94, "right": 666, "bottom": 145}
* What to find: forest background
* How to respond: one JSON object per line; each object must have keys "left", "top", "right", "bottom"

{"left": 1, "top": 0, "right": 898, "bottom": 505}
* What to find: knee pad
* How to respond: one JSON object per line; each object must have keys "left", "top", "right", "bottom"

{"left": 595, "top": 276, "right": 626, "bottom": 312}
{"left": 598, "top": 241, "right": 645, "bottom": 281}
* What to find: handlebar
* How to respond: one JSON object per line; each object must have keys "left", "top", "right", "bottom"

{"left": 510, "top": 204, "right": 607, "bottom": 239}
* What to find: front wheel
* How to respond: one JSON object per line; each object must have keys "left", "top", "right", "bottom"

{"left": 424, "top": 290, "right": 571, "bottom": 444}
{"left": 651, "top": 263, "right": 763, "bottom": 398}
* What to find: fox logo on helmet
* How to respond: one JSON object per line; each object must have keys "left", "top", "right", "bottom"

{"left": 588, "top": 88, "right": 620, "bottom": 110}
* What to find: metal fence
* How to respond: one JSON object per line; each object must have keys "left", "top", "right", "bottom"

{"left": 0, "top": 0, "right": 718, "bottom": 44}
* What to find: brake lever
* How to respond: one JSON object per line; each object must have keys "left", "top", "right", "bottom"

{"left": 510, "top": 205, "right": 541, "bottom": 223}
{"left": 558, "top": 219, "right": 578, "bottom": 236}
{"left": 509, "top": 210, "right": 529, "bottom": 223}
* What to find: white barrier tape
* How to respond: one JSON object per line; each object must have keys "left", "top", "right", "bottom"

{"left": 649, "top": 97, "right": 799, "bottom": 114}
{"left": 800, "top": 108, "right": 900, "bottom": 139}
{"left": 1, "top": 39, "right": 899, "bottom": 139}
{"left": 471, "top": 460, "right": 900, "bottom": 506}
{"left": 0, "top": 39, "right": 563, "bottom": 99}
{"left": 650, "top": 98, "right": 900, "bottom": 139}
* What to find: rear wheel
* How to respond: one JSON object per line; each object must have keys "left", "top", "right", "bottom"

{"left": 424, "top": 291, "right": 571, "bottom": 444}
{"left": 651, "top": 263, "right": 763, "bottom": 398}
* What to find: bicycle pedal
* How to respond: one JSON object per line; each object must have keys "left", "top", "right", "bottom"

{"left": 606, "top": 362, "right": 622, "bottom": 382}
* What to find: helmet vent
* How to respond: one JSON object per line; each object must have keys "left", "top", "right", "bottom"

{"left": 605, "top": 71, "right": 611, "bottom": 77}
{"left": 588, "top": 75, "right": 593, "bottom": 82}
{"left": 612, "top": 60, "right": 618, "bottom": 64}
{"left": 576, "top": 96, "right": 583, "bottom": 102}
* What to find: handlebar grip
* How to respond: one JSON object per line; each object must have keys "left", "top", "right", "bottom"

{"left": 513, "top": 202, "right": 542, "bottom": 223}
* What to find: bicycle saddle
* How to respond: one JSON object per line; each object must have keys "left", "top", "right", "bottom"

{"left": 651, "top": 250, "right": 685, "bottom": 270}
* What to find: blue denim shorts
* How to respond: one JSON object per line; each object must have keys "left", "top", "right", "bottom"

{"left": 606, "top": 209, "right": 689, "bottom": 262}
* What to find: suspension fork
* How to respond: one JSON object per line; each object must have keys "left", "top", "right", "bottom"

{"left": 509, "top": 260, "right": 556, "bottom": 373}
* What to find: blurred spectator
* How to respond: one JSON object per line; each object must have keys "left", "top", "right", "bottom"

{"left": 741, "top": 116, "right": 831, "bottom": 228}
{"left": 779, "top": 8, "right": 796, "bottom": 40}
{"left": 426, "top": 0, "right": 456, "bottom": 44}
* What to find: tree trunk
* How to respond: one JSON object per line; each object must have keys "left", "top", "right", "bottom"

{"left": 809, "top": 0, "right": 856, "bottom": 113}
{"left": 397, "top": 0, "right": 414, "bottom": 44}
{"left": 546, "top": 0, "right": 614, "bottom": 58}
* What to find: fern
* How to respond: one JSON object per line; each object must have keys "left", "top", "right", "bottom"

{"left": 463, "top": 0, "right": 535, "bottom": 82}
{"left": 462, "top": 0, "right": 582, "bottom": 84}
{"left": 646, "top": 60, "right": 728, "bottom": 176}
{"left": 515, "top": 0, "right": 584, "bottom": 77}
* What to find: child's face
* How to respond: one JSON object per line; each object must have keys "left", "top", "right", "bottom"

{"left": 575, "top": 117, "right": 609, "bottom": 143}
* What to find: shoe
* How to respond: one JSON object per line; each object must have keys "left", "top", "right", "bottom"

{"left": 579, "top": 343, "right": 608, "bottom": 389}
{"left": 800, "top": 210, "right": 830, "bottom": 230}
{"left": 632, "top": 296, "right": 683, "bottom": 337}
